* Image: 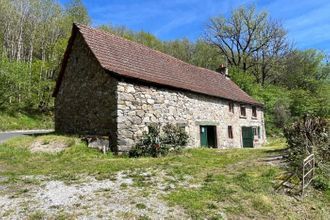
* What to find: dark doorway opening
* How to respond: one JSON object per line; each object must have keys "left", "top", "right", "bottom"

{"left": 242, "top": 126, "right": 254, "bottom": 148}
{"left": 200, "top": 126, "right": 217, "bottom": 148}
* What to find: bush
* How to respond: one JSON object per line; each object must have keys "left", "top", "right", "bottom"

{"left": 312, "top": 175, "right": 329, "bottom": 191}
{"left": 162, "top": 124, "right": 189, "bottom": 147}
{"left": 129, "top": 123, "right": 189, "bottom": 158}
{"left": 284, "top": 116, "right": 329, "bottom": 183}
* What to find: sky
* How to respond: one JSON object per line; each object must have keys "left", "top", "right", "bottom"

{"left": 60, "top": 0, "right": 330, "bottom": 53}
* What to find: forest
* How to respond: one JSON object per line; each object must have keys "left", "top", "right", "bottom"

{"left": 0, "top": 0, "right": 329, "bottom": 135}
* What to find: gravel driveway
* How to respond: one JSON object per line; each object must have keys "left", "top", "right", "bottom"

{"left": 0, "top": 170, "right": 192, "bottom": 219}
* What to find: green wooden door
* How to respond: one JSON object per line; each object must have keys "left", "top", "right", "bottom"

{"left": 200, "top": 126, "right": 208, "bottom": 147}
{"left": 242, "top": 127, "right": 254, "bottom": 148}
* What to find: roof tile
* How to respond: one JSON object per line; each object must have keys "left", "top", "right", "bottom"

{"left": 56, "top": 24, "right": 262, "bottom": 106}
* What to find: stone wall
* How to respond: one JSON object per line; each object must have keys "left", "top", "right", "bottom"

{"left": 55, "top": 32, "right": 266, "bottom": 152}
{"left": 55, "top": 32, "right": 118, "bottom": 147}
{"left": 117, "top": 80, "right": 266, "bottom": 151}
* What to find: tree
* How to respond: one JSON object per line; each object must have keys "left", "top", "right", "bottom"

{"left": 190, "top": 40, "right": 225, "bottom": 71}
{"left": 205, "top": 5, "right": 290, "bottom": 85}
{"left": 163, "top": 39, "right": 193, "bottom": 63}
{"left": 65, "top": 0, "right": 90, "bottom": 25}
{"left": 0, "top": 0, "right": 90, "bottom": 112}
{"left": 280, "top": 50, "right": 327, "bottom": 91}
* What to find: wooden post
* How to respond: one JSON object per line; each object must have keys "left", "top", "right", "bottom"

{"left": 302, "top": 154, "right": 315, "bottom": 197}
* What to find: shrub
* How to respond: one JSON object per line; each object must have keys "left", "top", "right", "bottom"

{"left": 312, "top": 175, "right": 329, "bottom": 191}
{"left": 129, "top": 123, "right": 189, "bottom": 158}
{"left": 284, "top": 115, "right": 329, "bottom": 186}
{"left": 162, "top": 124, "right": 189, "bottom": 147}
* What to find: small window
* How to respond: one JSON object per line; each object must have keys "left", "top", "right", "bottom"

{"left": 252, "top": 127, "right": 260, "bottom": 138}
{"left": 240, "top": 105, "right": 246, "bottom": 117}
{"left": 252, "top": 106, "right": 257, "bottom": 118}
{"left": 228, "top": 126, "right": 233, "bottom": 139}
{"left": 229, "top": 101, "right": 234, "bottom": 113}
{"left": 253, "top": 127, "right": 257, "bottom": 136}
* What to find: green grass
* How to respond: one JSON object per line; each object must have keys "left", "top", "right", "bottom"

{"left": 0, "top": 112, "right": 53, "bottom": 131}
{"left": 0, "top": 134, "right": 267, "bottom": 179}
{"left": 0, "top": 136, "right": 329, "bottom": 219}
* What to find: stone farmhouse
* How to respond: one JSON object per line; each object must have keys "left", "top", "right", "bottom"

{"left": 53, "top": 24, "right": 266, "bottom": 152}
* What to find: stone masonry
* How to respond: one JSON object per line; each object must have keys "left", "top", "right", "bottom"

{"left": 55, "top": 32, "right": 118, "bottom": 148}
{"left": 116, "top": 80, "right": 266, "bottom": 151}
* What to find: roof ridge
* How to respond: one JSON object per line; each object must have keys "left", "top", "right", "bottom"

{"left": 65, "top": 23, "right": 262, "bottom": 106}
{"left": 74, "top": 23, "right": 229, "bottom": 81}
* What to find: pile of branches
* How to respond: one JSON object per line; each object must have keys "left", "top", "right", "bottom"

{"left": 284, "top": 115, "right": 329, "bottom": 190}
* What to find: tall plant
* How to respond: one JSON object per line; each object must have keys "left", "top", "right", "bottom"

{"left": 284, "top": 116, "right": 329, "bottom": 178}
{"left": 129, "top": 123, "right": 189, "bottom": 158}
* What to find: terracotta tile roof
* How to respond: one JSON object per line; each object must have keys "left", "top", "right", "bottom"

{"left": 54, "top": 24, "right": 262, "bottom": 106}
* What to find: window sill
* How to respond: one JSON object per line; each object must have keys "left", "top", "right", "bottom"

{"left": 251, "top": 117, "right": 258, "bottom": 120}
{"left": 239, "top": 116, "right": 247, "bottom": 119}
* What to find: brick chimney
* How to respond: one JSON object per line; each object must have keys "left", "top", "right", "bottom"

{"left": 216, "top": 64, "right": 229, "bottom": 79}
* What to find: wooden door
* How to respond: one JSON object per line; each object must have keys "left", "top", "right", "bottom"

{"left": 242, "top": 127, "right": 254, "bottom": 148}
{"left": 200, "top": 126, "right": 208, "bottom": 147}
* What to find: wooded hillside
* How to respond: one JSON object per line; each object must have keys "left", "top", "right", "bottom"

{"left": 0, "top": 1, "right": 329, "bottom": 134}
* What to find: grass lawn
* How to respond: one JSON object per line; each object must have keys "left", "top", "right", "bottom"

{"left": 0, "top": 112, "right": 53, "bottom": 131}
{"left": 0, "top": 136, "right": 329, "bottom": 219}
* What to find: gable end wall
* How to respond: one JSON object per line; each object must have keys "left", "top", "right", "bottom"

{"left": 55, "top": 32, "right": 118, "bottom": 146}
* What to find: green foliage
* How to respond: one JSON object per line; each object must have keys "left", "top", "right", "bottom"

{"left": 230, "top": 63, "right": 329, "bottom": 136}
{"left": 0, "top": 112, "right": 53, "bottom": 131}
{"left": 230, "top": 67, "right": 291, "bottom": 135}
{"left": 0, "top": 57, "right": 54, "bottom": 112}
{"left": 313, "top": 173, "right": 330, "bottom": 191}
{"left": 281, "top": 50, "right": 326, "bottom": 90}
{"left": 129, "top": 124, "right": 189, "bottom": 158}
{"left": 229, "top": 67, "right": 262, "bottom": 96}
{"left": 65, "top": 0, "right": 91, "bottom": 25}
{"left": 190, "top": 40, "right": 224, "bottom": 71}
{"left": 129, "top": 124, "right": 164, "bottom": 158}
{"left": 161, "top": 124, "right": 189, "bottom": 147}
{"left": 0, "top": 0, "right": 90, "bottom": 114}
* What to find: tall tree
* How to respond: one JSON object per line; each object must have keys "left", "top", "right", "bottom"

{"left": 205, "top": 5, "right": 290, "bottom": 85}
{"left": 280, "top": 50, "right": 326, "bottom": 91}
{"left": 0, "top": 0, "right": 90, "bottom": 111}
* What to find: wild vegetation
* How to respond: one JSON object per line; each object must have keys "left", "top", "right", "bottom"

{"left": 0, "top": 0, "right": 89, "bottom": 128}
{"left": 284, "top": 116, "right": 330, "bottom": 191}
{"left": 0, "top": 112, "right": 53, "bottom": 131}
